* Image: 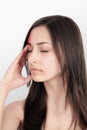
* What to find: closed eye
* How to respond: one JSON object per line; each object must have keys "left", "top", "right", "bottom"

{"left": 40, "top": 50, "right": 49, "bottom": 52}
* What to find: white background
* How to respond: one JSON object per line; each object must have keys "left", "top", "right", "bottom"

{"left": 0, "top": 0, "right": 87, "bottom": 105}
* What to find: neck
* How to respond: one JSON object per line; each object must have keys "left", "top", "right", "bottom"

{"left": 44, "top": 76, "right": 68, "bottom": 113}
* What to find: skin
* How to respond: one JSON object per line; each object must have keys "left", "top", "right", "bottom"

{"left": 27, "top": 26, "right": 61, "bottom": 82}
{"left": 0, "top": 26, "right": 81, "bottom": 130}
{"left": 0, "top": 45, "right": 32, "bottom": 130}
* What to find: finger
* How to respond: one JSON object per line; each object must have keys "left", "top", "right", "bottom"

{"left": 15, "top": 45, "right": 30, "bottom": 65}
{"left": 23, "top": 75, "right": 32, "bottom": 84}
{"left": 18, "top": 51, "right": 28, "bottom": 67}
{"left": 23, "top": 44, "right": 30, "bottom": 51}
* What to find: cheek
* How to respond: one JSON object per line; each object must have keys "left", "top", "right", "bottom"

{"left": 43, "top": 56, "right": 61, "bottom": 73}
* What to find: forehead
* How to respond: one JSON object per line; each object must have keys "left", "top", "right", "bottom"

{"left": 28, "top": 26, "right": 52, "bottom": 45}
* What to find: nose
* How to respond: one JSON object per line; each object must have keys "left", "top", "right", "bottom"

{"left": 27, "top": 50, "right": 39, "bottom": 64}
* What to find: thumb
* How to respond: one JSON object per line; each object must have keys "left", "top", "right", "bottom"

{"left": 24, "top": 75, "right": 32, "bottom": 84}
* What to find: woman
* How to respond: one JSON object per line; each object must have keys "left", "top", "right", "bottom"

{"left": 0, "top": 15, "right": 87, "bottom": 130}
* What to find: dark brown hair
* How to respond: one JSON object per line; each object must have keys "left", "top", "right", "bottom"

{"left": 22, "top": 15, "right": 87, "bottom": 130}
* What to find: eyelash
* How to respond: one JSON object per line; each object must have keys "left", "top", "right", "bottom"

{"left": 41, "top": 50, "right": 49, "bottom": 52}
{"left": 28, "top": 50, "right": 49, "bottom": 53}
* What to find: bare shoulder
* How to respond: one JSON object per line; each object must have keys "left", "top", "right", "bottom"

{"left": 2, "top": 100, "right": 25, "bottom": 130}
{"left": 4, "top": 99, "right": 25, "bottom": 122}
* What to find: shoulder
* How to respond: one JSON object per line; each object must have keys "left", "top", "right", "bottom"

{"left": 4, "top": 99, "right": 25, "bottom": 122}
{"left": 2, "top": 100, "right": 25, "bottom": 130}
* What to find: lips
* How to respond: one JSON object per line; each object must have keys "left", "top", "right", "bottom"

{"left": 31, "top": 68, "right": 39, "bottom": 71}
{"left": 30, "top": 68, "right": 42, "bottom": 72}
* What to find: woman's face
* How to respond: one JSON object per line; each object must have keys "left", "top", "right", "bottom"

{"left": 27, "top": 26, "right": 61, "bottom": 82}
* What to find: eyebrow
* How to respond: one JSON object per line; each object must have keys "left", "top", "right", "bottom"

{"left": 28, "top": 42, "right": 52, "bottom": 46}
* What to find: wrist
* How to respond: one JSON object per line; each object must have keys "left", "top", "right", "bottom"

{"left": 0, "top": 80, "right": 10, "bottom": 94}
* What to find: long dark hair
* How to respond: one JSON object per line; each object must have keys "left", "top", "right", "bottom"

{"left": 22, "top": 15, "right": 87, "bottom": 130}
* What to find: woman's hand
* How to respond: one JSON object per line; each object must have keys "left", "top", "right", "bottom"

{"left": 1, "top": 45, "right": 32, "bottom": 92}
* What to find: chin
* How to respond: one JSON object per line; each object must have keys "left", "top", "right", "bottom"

{"left": 32, "top": 77, "right": 45, "bottom": 82}
{"left": 31, "top": 74, "right": 48, "bottom": 82}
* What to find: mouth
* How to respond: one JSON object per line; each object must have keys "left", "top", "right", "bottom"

{"left": 30, "top": 68, "right": 42, "bottom": 73}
